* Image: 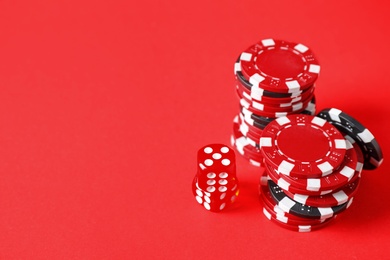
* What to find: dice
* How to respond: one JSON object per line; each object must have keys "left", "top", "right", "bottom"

{"left": 192, "top": 144, "right": 239, "bottom": 212}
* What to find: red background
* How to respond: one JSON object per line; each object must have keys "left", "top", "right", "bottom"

{"left": 0, "top": 0, "right": 389, "bottom": 258}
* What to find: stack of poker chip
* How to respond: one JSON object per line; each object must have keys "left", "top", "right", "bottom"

{"left": 231, "top": 39, "right": 320, "bottom": 166}
{"left": 258, "top": 112, "right": 383, "bottom": 232}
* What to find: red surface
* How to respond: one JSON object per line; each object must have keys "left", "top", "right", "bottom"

{"left": 0, "top": 0, "right": 389, "bottom": 258}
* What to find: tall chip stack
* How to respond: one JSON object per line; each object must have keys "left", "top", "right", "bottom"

{"left": 231, "top": 39, "right": 320, "bottom": 166}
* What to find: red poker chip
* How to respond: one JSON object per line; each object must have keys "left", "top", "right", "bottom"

{"left": 262, "top": 201, "right": 329, "bottom": 226}
{"left": 234, "top": 124, "right": 262, "bottom": 158}
{"left": 261, "top": 197, "right": 319, "bottom": 225}
{"left": 239, "top": 97, "right": 308, "bottom": 118}
{"left": 238, "top": 113, "right": 263, "bottom": 138}
{"left": 235, "top": 79, "right": 315, "bottom": 105}
{"left": 259, "top": 173, "right": 336, "bottom": 231}
{"left": 272, "top": 139, "right": 359, "bottom": 192}
{"left": 278, "top": 138, "right": 365, "bottom": 207}
{"left": 266, "top": 158, "right": 362, "bottom": 194}
{"left": 239, "top": 39, "right": 320, "bottom": 93}
{"left": 259, "top": 178, "right": 333, "bottom": 225}
{"left": 239, "top": 107, "right": 270, "bottom": 129}
{"left": 237, "top": 115, "right": 264, "bottom": 149}
{"left": 266, "top": 164, "right": 334, "bottom": 196}
{"left": 260, "top": 114, "right": 347, "bottom": 178}
{"left": 234, "top": 57, "right": 307, "bottom": 98}
{"left": 243, "top": 95, "right": 317, "bottom": 127}
{"left": 262, "top": 207, "right": 336, "bottom": 232}
{"left": 237, "top": 89, "right": 315, "bottom": 113}
{"left": 231, "top": 116, "right": 263, "bottom": 167}
{"left": 231, "top": 135, "right": 262, "bottom": 167}
{"left": 282, "top": 176, "right": 361, "bottom": 208}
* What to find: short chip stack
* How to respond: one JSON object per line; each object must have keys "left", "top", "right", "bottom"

{"left": 231, "top": 39, "right": 320, "bottom": 166}
{"left": 258, "top": 111, "right": 383, "bottom": 232}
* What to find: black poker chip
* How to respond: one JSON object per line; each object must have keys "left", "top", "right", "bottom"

{"left": 267, "top": 179, "right": 353, "bottom": 219}
{"left": 317, "top": 108, "right": 383, "bottom": 170}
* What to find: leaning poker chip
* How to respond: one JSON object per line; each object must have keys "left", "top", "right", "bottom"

{"left": 262, "top": 207, "right": 335, "bottom": 232}
{"left": 267, "top": 179, "right": 353, "bottom": 219}
{"left": 283, "top": 176, "right": 361, "bottom": 208}
{"left": 260, "top": 114, "right": 347, "bottom": 178}
{"left": 317, "top": 108, "right": 383, "bottom": 170}
{"left": 273, "top": 139, "right": 359, "bottom": 192}
{"left": 239, "top": 39, "right": 320, "bottom": 93}
{"left": 345, "top": 134, "right": 365, "bottom": 174}
{"left": 234, "top": 57, "right": 303, "bottom": 98}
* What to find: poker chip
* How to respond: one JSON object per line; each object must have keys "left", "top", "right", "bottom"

{"left": 262, "top": 207, "right": 336, "bottom": 232}
{"left": 235, "top": 81, "right": 315, "bottom": 105}
{"left": 238, "top": 121, "right": 262, "bottom": 146}
{"left": 230, "top": 135, "right": 262, "bottom": 167}
{"left": 259, "top": 175, "right": 333, "bottom": 223}
{"left": 270, "top": 137, "right": 364, "bottom": 206}
{"left": 282, "top": 176, "right": 361, "bottom": 208}
{"left": 271, "top": 139, "right": 359, "bottom": 192}
{"left": 234, "top": 57, "right": 301, "bottom": 98}
{"left": 236, "top": 84, "right": 315, "bottom": 112}
{"left": 259, "top": 174, "right": 336, "bottom": 231}
{"left": 317, "top": 108, "right": 384, "bottom": 170}
{"left": 266, "top": 164, "right": 334, "bottom": 196}
{"left": 231, "top": 116, "right": 263, "bottom": 166}
{"left": 238, "top": 90, "right": 314, "bottom": 114}
{"left": 267, "top": 178, "right": 353, "bottom": 219}
{"left": 238, "top": 112, "right": 264, "bottom": 135}
{"left": 300, "top": 95, "right": 316, "bottom": 115}
{"left": 241, "top": 96, "right": 317, "bottom": 127}
{"left": 261, "top": 198, "right": 327, "bottom": 226}
{"left": 260, "top": 114, "right": 347, "bottom": 178}
{"left": 240, "top": 97, "right": 308, "bottom": 118}
{"left": 238, "top": 39, "right": 320, "bottom": 93}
